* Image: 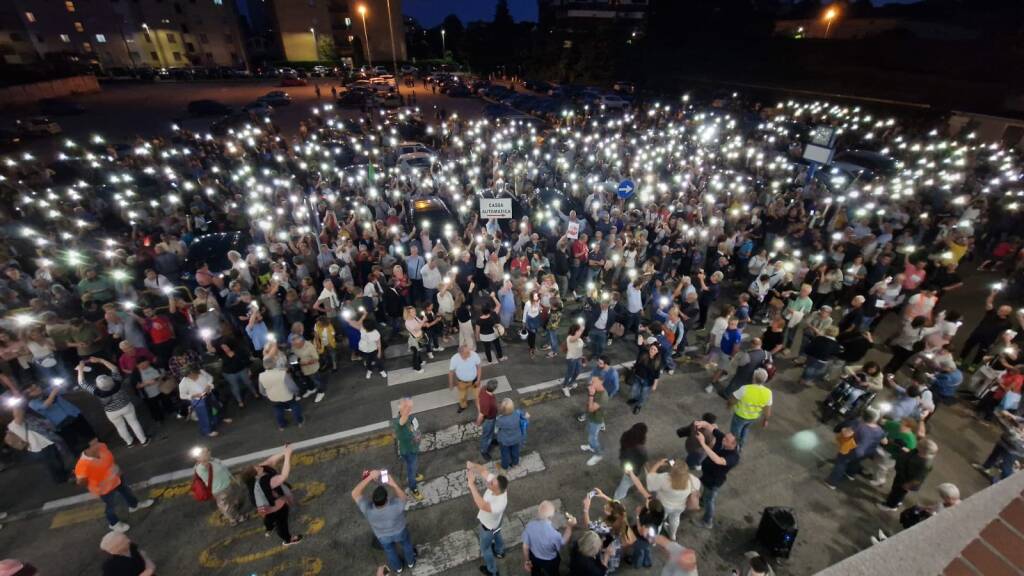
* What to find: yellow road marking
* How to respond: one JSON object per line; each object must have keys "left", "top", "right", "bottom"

{"left": 54, "top": 431, "right": 393, "bottom": 530}
{"left": 206, "top": 481, "right": 327, "bottom": 528}
{"left": 263, "top": 557, "right": 323, "bottom": 576}
{"left": 198, "top": 515, "right": 326, "bottom": 568}
{"left": 521, "top": 389, "right": 563, "bottom": 407}
{"left": 49, "top": 504, "right": 105, "bottom": 529}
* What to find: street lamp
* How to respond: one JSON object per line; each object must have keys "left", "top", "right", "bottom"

{"left": 441, "top": 29, "right": 446, "bottom": 57}
{"left": 823, "top": 7, "right": 838, "bottom": 39}
{"left": 142, "top": 22, "right": 166, "bottom": 68}
{"left": 310, "top": 27, "right": 317, "bottom": 59}
{"left": 384, "top": 0, "right": 400, "bottom": 95}
{"left": 357, "top": 5, "right": 372, "bottom": 67}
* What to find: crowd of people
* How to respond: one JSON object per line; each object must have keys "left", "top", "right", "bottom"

{"left": 0, "top": 84, "right": 1022, "bottom": 575}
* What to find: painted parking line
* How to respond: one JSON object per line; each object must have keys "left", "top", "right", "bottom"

{"left": 406, "top": 451, "right": 546, "bottom": 512}
{"left": 390, "top": 375, "right": 513, "bottom": 418}
{"left": 517, "top": 361, "right": 635, "bottom": 395}
{"left": 411, "top": 499, "right": 563, "bottom": 576}
{"left": 388, "top": 358, "right": 451, "bottom": 386}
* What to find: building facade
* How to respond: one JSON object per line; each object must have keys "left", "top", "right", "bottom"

{"left": 3, "top": 0, "right": 247, "bottom": 70}
{"left": 266, "top": 0, "right": 405, "bottom": 65}
{"left": 538, "top": 0, "right": 650, "bottom": 31}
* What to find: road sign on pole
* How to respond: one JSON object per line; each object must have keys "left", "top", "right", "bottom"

{"left": 617, "top": 179, "right": 635, "bottom": 200}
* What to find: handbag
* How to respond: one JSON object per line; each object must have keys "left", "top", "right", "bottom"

{"left": 191, "top": 463, "right": 214, "bottom": 502}
{"left": 1000, "top": 390, "right": 1022, "bottom": 412}
{"left": 495, "top": 323, "right": 506, "bottom": 337}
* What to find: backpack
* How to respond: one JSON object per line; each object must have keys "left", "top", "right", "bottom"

{"left": 191, "top": 463, "right": 213, "bottom": 502}
{"left": 760, "top": 351, "right": 777, "bottom": 381}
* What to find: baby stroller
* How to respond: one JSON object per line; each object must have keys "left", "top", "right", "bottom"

{"left": 819, "top": 373, "right": 877, "bottom": 423}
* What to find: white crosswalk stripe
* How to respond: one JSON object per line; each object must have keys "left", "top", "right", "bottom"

{"left": 390, "top": 375, "right": 512, "bottom": 418}
{"left": 411, "top": 499, "right": 564, "bottom": 576}
{"left": 387, "top": 358, "right": 451, "bottom": 386}
{"left": 405, "top": 451, "right": 546, "bottom": 512}
{"left": 418, "top": 422, "right": 482, "bottom": 453}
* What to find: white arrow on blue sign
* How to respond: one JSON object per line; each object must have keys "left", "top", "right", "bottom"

{"left": 617, "top": 179, "right": 635, "bottom": 199}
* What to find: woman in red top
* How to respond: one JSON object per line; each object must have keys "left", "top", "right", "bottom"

{"left": 509, "top": 252, "right": 530, "bottom": 278}
{"left": 570, "top": 234, "right": 590, "bottom": 298}
{"left": 978, "top": 366, "right": 1024, "bottom": 420}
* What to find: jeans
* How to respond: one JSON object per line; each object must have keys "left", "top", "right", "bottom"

{"left": 362, "top": 350, "right": 384, "bottom": 373}
{"left": 701, "top": 485, "right": 720, "bottom": 526}
{"left": 401, "top": 452, "right": 419, "bottom": 491}
{"left": 826, "top": 451, "right": 858, "bottom": 486}
{"left": 223, "top": 369, "right": 258, "bottom": 405}
{"left": 562, "top": 358, "right": 583, "bottom": 389}
{"left": 589, "top": 329, "right": 608, "bottom": 357}
{"left": 480, "top": 419, "right": 496, "bottom": 460}
{"left": 630, "top": 381, "right": 652, "bottom": 407}
{"left": 801, "top": 358, "right": 829, "bottom": 383}
{"left": 482, "top": 338, "right": 504, "bottom": 363}
{"left": 612, "top": 472, "right": 633, "bottom": 500}
{"left": 271, "top": 399, "right": 303, "bottom": 428}
{"left": 543, "top": 327, "right": 557, "bottom": 351}
{"left": 192, "top": 397, "right": 218, "bottom": 436}
{"left": 412, "top": 346, "right": 422, "bottom": 370}
{"left": 106, "top": 403, "right": 147, "bottom": 445}
{"left": 982, "top": 443, "right": 1020, "bottom": 483}
{"left": 100, "top": 482, "right": 139, "bottom": 526}
{"left": 730, "top": 414, "right": 757, "bottom": 449}
{"left": 478, "top": 525, "right": 505, "bottom": 575}
{"left": 30, "top": 444, "right": 68, "bottom": 484}
{"left": 378, "top": 528, "right": 416, "bottom": 571}
{"left": 630, "top": 536, "right": 653, "bottom": 567}
{"left": 500, "top": 443, "right": 521, "bottom": 470}
{"left": 586, "top": 421, "right": 602, "bottom": 455}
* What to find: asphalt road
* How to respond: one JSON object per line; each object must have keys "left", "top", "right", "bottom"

{"left": 0, "top": 81, "right": 1007, "bottom": 575}
{"left": 7, "top": 79, "right": 488, "bottom": 155}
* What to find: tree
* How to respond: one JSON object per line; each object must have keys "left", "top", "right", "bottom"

{"left": 316, "top": 35, "right": 338, "bottom": 61}
{"left": 494, "top": 0, "right": 514, "bottom": 28}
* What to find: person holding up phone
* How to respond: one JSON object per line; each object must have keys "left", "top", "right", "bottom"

{"left": 352, "top": 469, "right": 417, "bottom": 574}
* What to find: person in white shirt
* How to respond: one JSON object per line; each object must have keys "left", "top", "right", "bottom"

{"left": 467, "top": 461, "right": 509, "bottom": 576}
{"left": 625, "top": 458, "right": 700, "bottom": 541}
{"left": 7, "top": 405, "right": 70, "bottom": 483}
{"left": 179, "top": 366, "right": 229, "bottom": 437}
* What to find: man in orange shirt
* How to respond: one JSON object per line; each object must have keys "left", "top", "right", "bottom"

{"left": 75, "top": 438, "right": 153, "bottom": 532}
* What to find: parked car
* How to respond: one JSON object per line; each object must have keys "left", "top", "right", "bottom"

{"left": 258, "top": 91, "right": 292, "bottom": 107}
{"left": 242, "top": 101, "right": 274, "bottom": 116}
{"left": 397, "top": 151, "right": 434, "bottom": 174}
{"left": 39, "top": 98, "right": 85, "bottom": 116}
{"left": 400, "top": 64, "right": 418, "bottom": 75}
{"left": 380, "top": 92, "right": 403, "bottom": 108}
{"left": 395, "top": 142, "right": 434, "bottom": 157}
{"left": 280, "top": 77, "right": 307, "bottom": 87}
{"left": 210, "top": 113, "right": 252, "bottom": 137}
{"left": 17, "top": 117, "right": 62, "bottom": 136}
{"left": 187, "top": 100, "right": 232, "bottom": 116}
{"left": 445, "top": 83, "right": 471, "bottom": 98}
{"left": 228, "top": 68, "right": 253, "bottom": 78}
{"left": 523, "top": 79, "right": 553, "bottom": 93}
{"left": 336, "top": 90, "right": 377, "bottom": 108}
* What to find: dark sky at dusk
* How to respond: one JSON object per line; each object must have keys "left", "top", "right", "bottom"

{"left": 402, "top": 0, "right": 922, "bottom": 28}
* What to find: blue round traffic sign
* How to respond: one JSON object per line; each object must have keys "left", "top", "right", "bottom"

{"left": 617, "top": 179, "right": 635, "bottom": 199}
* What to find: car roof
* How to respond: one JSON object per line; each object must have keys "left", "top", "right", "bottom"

{"left": 399, "top": 152, "right": 432, "bottom": 161}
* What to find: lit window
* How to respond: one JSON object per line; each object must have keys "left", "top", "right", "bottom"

{"left": 213, "top": 0, "right": 223, "bottom": 4}
{"left": 95, "top": 34, "right": 107, "bottom": 43}
{"left": 65, "top": 1, "right": 76, "bottom": 12}
{"left": 59, "top": 34, "right": 71, "bottom": 43}
{"left": 25, "top": 12, "right": 36, "bottom": 22}
{"left": 74, "top": 21, "right": 84, "bottom": 32}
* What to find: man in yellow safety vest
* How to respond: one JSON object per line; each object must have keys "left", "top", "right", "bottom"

{"left": 727, "top": 368, "right": 772, "bottom": 450}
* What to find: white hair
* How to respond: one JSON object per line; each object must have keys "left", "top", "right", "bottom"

{"left": 537, "top": 500, "right": 555, "bottom": 520}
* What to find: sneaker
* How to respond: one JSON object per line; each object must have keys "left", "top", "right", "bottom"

{"left": 109, "top": 521, "right": 130, "bottom": 532}
{"left": 302, "top": 389, "right": 317, "bottom": 399}
{"left": 541, "top": 345, "right": 552, "bottom": 351}
{"left": 546, "top": 352, "right": 558, "bottom": 359}
{"left": 427, "top": 352, "right": 435, "bottom": 359}
{"left": 314, "top": 392, "right": 326, "bottom": 403}
{"left": 139, "top": 438, "right": 150, "bottom": 447}
{"left": 704, "top": 385, "right": 714, "bottom": 394}
{"left": 823, "top": 480, "right": 837, "bottom": 491}
{"left": 586, "top": 455, "right": 603, "bottom": 466}
{"left": 876, "top": 503, "right": 899, "bottom": 512}
{"left": 868, "top": 478, "right": 887, "bottom": 487}
{"left": 396, "top": 568, "right": 403, "bottom": 574}
{"left": 411, "top": 490, "right": 425, "bottom": 502}
{"left": 208, "top": 431, "right": 220, "bottom": 437}
{"left": 414, "top": 368, "right": 425, "bottom": 374}
{"left": 495, "top": 551, "right": 506, "bottom": 559}
{"left": 667, "top": 369, "right": 675, "bottom": 375}
{"left": 562, "top": 387, "right": 571, "bottom": 398}
{"left": 129, "top": 499, "right": 154, "bottom": 512}
{"left": 407, "top": 562, "right": 416, "bottom": 570}
{"left": 415, "top": 474, "right": 425, "bottom": 482}
{"left": 870, "top": 536, "right": 881, "bottom": 546}
{"left": 576, "top": 414, "right": 587, "bottom": 423}
{"left": 380, "top": 371, "right": 388, "bottom": 378}
{"left": 283, "top": 535, "right": 304, "bottom": 546}
{"left": 0, "top": 512, "right": 7, "bottom": 521}
{"left": 580, "top": 444, "right": 594, "bottom": 453}
{"left": 499, "top": 356, "right": 508, "bottom": 362}
{"left": 433, "top": 346, "right": 445, "bottom": 352}
{"left": 366, "top": 371, "right": 373, "bottom": 379}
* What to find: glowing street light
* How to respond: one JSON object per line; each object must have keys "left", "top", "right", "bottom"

{"left": 823, "top": 7, "right": 838, "bottom": 39}
{"left": 441, "top": 28, "right": 446, "bottom": 57}
{"left": 357, "top": 5, "right": 372, "bottom": 67}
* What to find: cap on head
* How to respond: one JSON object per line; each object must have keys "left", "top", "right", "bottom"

{"left": 95, "top": 375, "right": 115, "bottom": 391}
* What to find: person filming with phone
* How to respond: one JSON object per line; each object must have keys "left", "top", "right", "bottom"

{"left": 352, "top": 468, "right": 417, "bottom": 574}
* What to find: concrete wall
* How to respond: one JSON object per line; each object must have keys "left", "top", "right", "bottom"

{"left": 0, "top": 75, "right": 100, "bottom": 108}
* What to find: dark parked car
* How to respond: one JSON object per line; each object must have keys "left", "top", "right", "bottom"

{"left": 187, "top": 99, "right": 232, "bottom": 116}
